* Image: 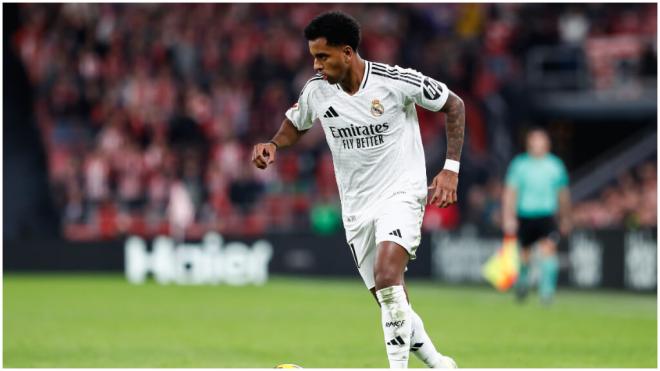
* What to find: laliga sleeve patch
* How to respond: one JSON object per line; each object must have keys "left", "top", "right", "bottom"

{"left": 422, "top": 77, "right": 444, "bottom": 100}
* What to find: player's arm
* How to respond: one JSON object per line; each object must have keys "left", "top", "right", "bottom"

{"left": 429, "top": 91, "right": 465, "bottom": 208}
{"left": 558, "top": 187, "right": 572, "bottom": 236}
{"left": 502, "top": 185, "right": 518, "bottom": 236}
{"left": 253, "top": 76, "right": 317, "bottom": 170}
{"left": 502, "top": 158, "right": 520, "bottom": 236}
{"left": 440, "top": 91, "right": 465, "bottom": 163}
{"left": 252, "top": 118, "right": 307, "bottom": 170}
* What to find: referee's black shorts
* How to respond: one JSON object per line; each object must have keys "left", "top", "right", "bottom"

{"left": 517, "top": 216, "right": 560, "bottom": 248}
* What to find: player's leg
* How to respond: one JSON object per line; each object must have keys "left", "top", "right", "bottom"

{"left": 372, "top": 196, "right": 421, "bottom": 368}
{"left": 515, "top": 245, "right": 533, "bottom": 301}
{"left": 372, "top": 195, "right": 456, "bottom": 368}
{"left": 369, "top": 283, "right": 454, "bottom": 368}
{"left": 374, "top": 241, "right": 409, "bottom": 289}
{"left": 538, "top": 226, "right": 560, "bottom": 304}
{"left": 348, "top": 214, "right": 451, "bottom": 368}
{"left": 348, "top": 218, "right": 453, "bottom": 366}
{"left": 374, "top": 241, "right": 413, "bottom": 368}
{"left": 515, "top": 218, "right": 536, "bottom": 302}
{"left": 408, "top": 307, "right": 456, "bottom": 368}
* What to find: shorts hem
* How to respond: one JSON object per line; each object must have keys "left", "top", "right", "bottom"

{"left": 375, "top": 237, "right": 418, "bottom": 260}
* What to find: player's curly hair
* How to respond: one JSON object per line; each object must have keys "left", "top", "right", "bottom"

{"left": 304, "top": 11, "right": 361, "bottom": 52}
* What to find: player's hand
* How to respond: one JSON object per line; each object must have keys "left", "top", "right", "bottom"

{"left": 428, "top": 169, "right": 458, "bottom": 208}
{"left": 252, "top": 142, "right": 277, "bottom": 169}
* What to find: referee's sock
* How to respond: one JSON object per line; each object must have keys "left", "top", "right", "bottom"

{"left": 539, "top": 256, "right": 559, "bottom": 302}
{"left": 517, "top": 263, "right": 530, "bottom": 289}
{"left": 377, "top": 285, "right": 412, "bottom": 368}
{"left": 515, "top": 262, "right": 530, "bottom": 301}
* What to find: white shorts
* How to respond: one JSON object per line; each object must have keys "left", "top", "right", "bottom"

{"left": 344, "top": 194, "right": 426, "bottom": 289}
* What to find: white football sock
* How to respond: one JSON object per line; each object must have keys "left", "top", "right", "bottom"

{"left": 376, "top": 285, "right": 412, "bottom": 368}
{"left": 410, "top": 307, "right": 445, "bottom": 368}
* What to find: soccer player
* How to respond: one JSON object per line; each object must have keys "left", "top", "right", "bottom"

{"left": 502, "top": 127, "right": 572, "bottom": 304}
{"left": 252, "top": 12, "right": 464, "bottom": 368}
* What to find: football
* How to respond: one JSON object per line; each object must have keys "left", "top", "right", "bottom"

{"left": 275, "top": 364, "right": 303, "bottom": 368}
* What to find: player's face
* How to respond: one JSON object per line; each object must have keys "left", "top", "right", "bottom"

{"left": 527, "top": 130, "right": 550, "bottom": 157}
{"left": 308, "top": 37, "right": 351, "bottom": 84}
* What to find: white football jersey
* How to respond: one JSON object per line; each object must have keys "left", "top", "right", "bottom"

{"left": 285, "top": 61, "right": 450, "bottom": 223}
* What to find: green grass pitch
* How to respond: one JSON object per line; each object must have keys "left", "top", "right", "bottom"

{"left": 4, "top": 273, "right": 657, "bottom": 368}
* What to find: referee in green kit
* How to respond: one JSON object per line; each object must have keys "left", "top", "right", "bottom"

{"left": 502, "top": 127, "right": 572, "bottom": 304}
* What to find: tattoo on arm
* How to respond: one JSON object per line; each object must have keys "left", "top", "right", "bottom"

{"left": 441, "top": 92, "right": 465, "bottom": 161}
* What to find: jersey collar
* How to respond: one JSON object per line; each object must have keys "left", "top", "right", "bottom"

{"left": 336, "top": 60, "right": 371, "bottom": 96}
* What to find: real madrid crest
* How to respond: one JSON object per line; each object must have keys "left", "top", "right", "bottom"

{"left": 370, "top": 99, "right": 385, "bottom": 117}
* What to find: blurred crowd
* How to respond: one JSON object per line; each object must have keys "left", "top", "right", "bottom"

{"left": 11, "top": 3, "right": 656, "bottom": 240}
{"left": 573, "top": 161, "right": 657, "bottom": 229}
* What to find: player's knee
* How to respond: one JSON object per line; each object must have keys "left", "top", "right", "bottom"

{"left": 374, "top": 269, "right": 402, "bottom": 290}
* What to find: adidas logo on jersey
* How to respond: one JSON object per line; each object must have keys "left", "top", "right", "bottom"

{"left": 388, "top": 229, "right": 402, "bottom": 238}
{"left": 323, "top": 106, "right": 339, "bottom": 118}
